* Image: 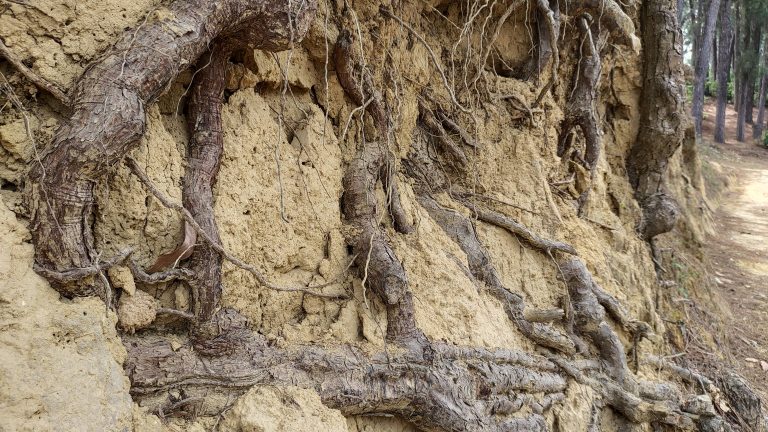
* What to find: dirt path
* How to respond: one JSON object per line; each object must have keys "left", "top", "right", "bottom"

{"left": 701, "top": 102, "right": 768, "bottom": 398}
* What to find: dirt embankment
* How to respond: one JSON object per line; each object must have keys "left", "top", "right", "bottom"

{"left": 0, "top": 1, "right": 739, "bottom": 431}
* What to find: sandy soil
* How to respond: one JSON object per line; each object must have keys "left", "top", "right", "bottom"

{"left": 701, "top": 101, "right": 768, "bottom": 401}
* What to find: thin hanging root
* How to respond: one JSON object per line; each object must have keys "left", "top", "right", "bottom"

{"left": 126, "top": 159, "right": 348, "bottom": 300}
{"left": 461, "top": 200, "right": 577, "bottom": 255}
{"left": 435, "top": 110, "right": 477, "bottom": 148}
{"left": 418, "top": 195, "right": 575, "bottom": 354}
{"left": 379, "top": 6, "right": 469, "bottom": 114}
{"left": 418, "top": 100, "right": 469, "bottom": 168}
{"left": 474, "top": 0, "right": 525, "bottom": 83}
{"left": 343, "top": 142, "right": 422, "bottom": 348}
{"left": 0, "top": 38, "right": 69, "bottom": 105}
{"left": 333, "top": 29, "right": 388, "bottom": 136}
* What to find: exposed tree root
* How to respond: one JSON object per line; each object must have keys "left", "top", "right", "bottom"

{"left": 557, "top": 16, "right": 602, "bottom": 213}
{"left": 333, "top": 29, "right": 388, "bottom": 137}
{"left": 558, "top": 16, "right": 601, "bottom": 173}
{"left": 0, "top": 38, "right": 69, "bottom": 105}
{"left": 418, "top": 194, "right": 576, "bottom": 354}
{"left": 179, "top": 42, "right": 231, "bottom": 328}
{"left": 559, "top": 258, "right": 646, "bottom": 388}
{"left": 20, "top": 0, "right": 760, "bottom": 429}
{"left": 127, "top": 328, "right": 572, "bottom": 431}
{"left": 342, "top": 142, "right": 421, "bottom": 348}
{"left": 565, "top": 0, "right": 640, "bottom": 50}
{"left": 500, "top": 0, "right": 560, "bottom": 83}
{"left": 460, "top": 199, "right": 578, "bottom": 255}
{"left": 418, "top": 100, "right": 469, "bottom": 169}
{"left": 26, "top": 0, "right": 318, "bottom": 298}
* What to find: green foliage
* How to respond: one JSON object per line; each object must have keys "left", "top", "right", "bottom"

{"left": 763, "top": 131, "right": 768, "bottom": 148}
{"left": 705, "top": 80, "right": 716, "bottom": 97}
{"left": 704, "top": 79, "right": 734, "bottom": 102}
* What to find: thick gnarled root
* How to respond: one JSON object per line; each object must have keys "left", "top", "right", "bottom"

{"left": 26, "top": 0, "right": 318, "bottom": 298}
{"left": 342, "top": 142, "right": 421, "bottom": 348}
{"left": 126, "top": 331, "right": 567, "bottom": 432}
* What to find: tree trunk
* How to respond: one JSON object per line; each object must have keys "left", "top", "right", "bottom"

{"left": 692, "top": 0, "right": 723, "bottom": 136}
{"left": 627, "top": 0, "right": 686, "bottom": 239}
{"left": 754, "top": 33, "right": 768, "bottom": 139}
{"left": 745, "top": 26, "right": 762, "bottom": 125}
{"left": 715, "top": 0, "right": 734, "bottom": 143}
{"left": 736, "top": 18, "right": 752, "bottom": 141}
{"left": 733, "top": 1, "right": 742, "bottom": 111}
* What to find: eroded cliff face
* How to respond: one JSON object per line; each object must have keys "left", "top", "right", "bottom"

{"left": 0, "top": 0, "right": 711, "bottom": 431}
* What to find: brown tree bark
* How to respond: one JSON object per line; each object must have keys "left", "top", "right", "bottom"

{"left": 745, "top": 26, "right": 762, "bottom": 125}
{"left": 627, "top": 0, "right": 687, "bottom": 240}
{"left": 754, "top": 34, "right": 768, "bottom": 139}
{"left": 715, "top": 0, "right": 734, "bottom": 144}
{"left": 26, "top": 0, "right": 317, "bottom": 298}
{"left": 691, "top": 0, "right": 723, "bottom": 136}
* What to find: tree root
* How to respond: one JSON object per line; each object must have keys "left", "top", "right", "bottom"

{"left": 342, "top": 142, "right": 421, "bottom": 348}
{"left": 460, "top": 199, "right": 577, "bottom": 255}
{"left": 501, "top": 0, "right": 560, "bottom": 83}
{"left": 178, "top": 41, "right": 231, "bottom": 327}
{"left": 126, "top": 328, "right": 567, "bottom": 432}
{"left": 565, "top": 0, "right": 640, "bottom": 50}
{"left": 333, "top": 29, "right": 388, "bottom": 137}
{"left": 418, "top": 194, "right": 576, "bottom": 354}
{"left": 557, "top": 15, "right": 602, "bottom": 213}
{"left": 418, "top": 100, "right": 469, "bottom": 169}
{"left": 558, "top": 16, "right": 601, "bottom": 173}
{"left": 26, "top": 0, "right": 318, "bottom": 298}
{"left": 0, "top": 38, "right": 69, "bottom": 105}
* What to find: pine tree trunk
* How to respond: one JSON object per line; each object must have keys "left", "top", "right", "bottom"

{"left": 627, "top": 0, "right": 687, "bottom": 239}
{"left": 745, "top": 26, "right": 762, "bottom": 125}
{"left": 753, "top": 34, "right": 768, "bottom": 139}
{"left": 692, "top": 0, "right": 723, "bottom": 136}
{"left": 733, "top": 2, "right": 742, "bottom": 112}
{"left": 715, "top": 0, "right": 734, "bottom": 143}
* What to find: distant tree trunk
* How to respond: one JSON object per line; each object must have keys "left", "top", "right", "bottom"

{"left": 745, "top": 26, "right": 762, "bottom": 125}
{"left": 715, "top": 0, "right": 733, "bottom": 143}
{"left": 689, "top": 0, "right": 701, "bottom": 69}
{"left": 692, "top": 0, "right": 723, "bottom": 136}
{"left": 677, "top": 0, "right": 685, "bottom": 29}
{"left": 754, "top": 34, "right": 768, "bottom": 139}
{"left": 733, "top": 2, "right": 742, "bottom": 111}
{"left": 712, "top": 32, "right": 718, "bottom": 85}
{"left": 736, "top": 19, "right": 752, "bottom": 141}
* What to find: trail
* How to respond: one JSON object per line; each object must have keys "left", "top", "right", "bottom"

{"left": 702, "top": 102, "right": 768, "bottom": 398}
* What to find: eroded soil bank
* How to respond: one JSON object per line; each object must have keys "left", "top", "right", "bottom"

{"left": 0, "top": 1, "right": 764, "bottom": 431}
